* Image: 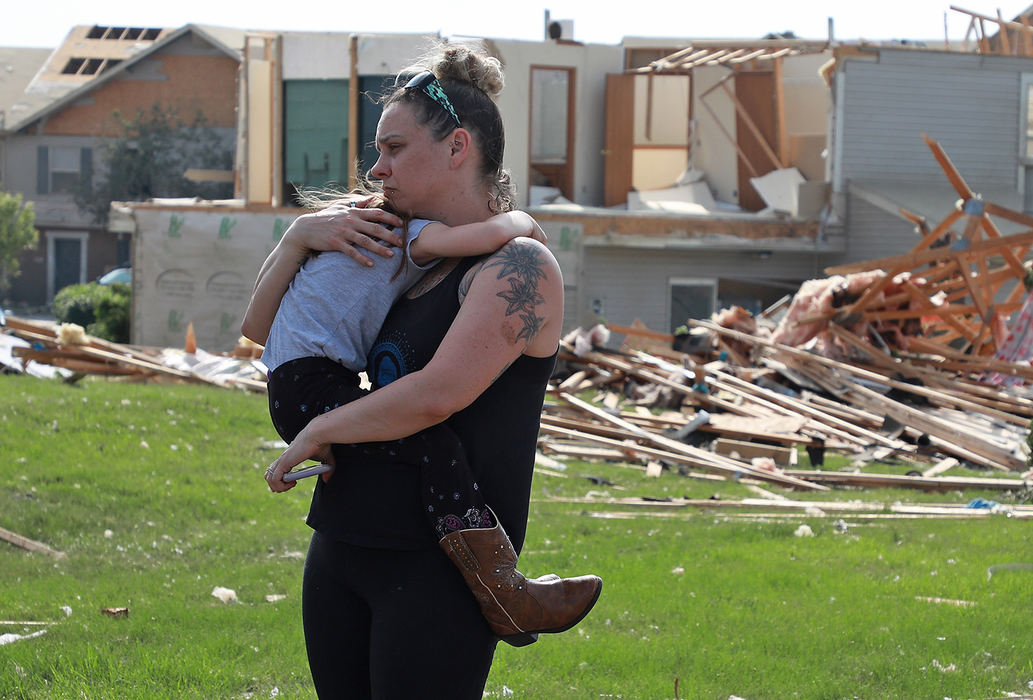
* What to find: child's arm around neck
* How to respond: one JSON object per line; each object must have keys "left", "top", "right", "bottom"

{"left": 408, "top": 211, "right": 547, "bottom": 266}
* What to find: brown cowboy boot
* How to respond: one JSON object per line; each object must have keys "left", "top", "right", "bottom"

{"left": 439, "top": 516, "right": 603, "bottom": 647}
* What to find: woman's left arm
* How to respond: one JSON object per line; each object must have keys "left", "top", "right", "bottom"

{"left": 265, "top": 237, "right": 563, "bottom": 491}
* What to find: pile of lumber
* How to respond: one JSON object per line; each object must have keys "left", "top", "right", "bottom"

{"left": 544, "top": 330, "right": 1031, "bottom": 493}
{"left": 545, "top": 136, "right": 1033, "bottom": 496}
{"left": 766, "top": 135, "right": 1033, "bottom": 371}
{"left": 0, "top": 315, "right": 266, "bottom": 392}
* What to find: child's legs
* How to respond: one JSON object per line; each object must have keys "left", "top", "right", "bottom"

{"left": 406, "top": 425, "right": 496, "bottom": 538}
{"left": 267, "top": 357, "right": 366, "bottom": 443}
{"left": 269, "top": 358, "right": 494, "bottom": 538}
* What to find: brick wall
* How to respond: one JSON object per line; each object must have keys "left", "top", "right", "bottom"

{"left": 43, "top": 53, "right": 238, "bottom": 136}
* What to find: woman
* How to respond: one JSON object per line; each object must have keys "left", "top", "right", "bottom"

{"left": 244, "top": 45, "right": 600, "bottom": 698}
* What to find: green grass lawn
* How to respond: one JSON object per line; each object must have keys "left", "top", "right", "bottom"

{"left": 1, "top": 374, "right": 1032, "bottom": 699}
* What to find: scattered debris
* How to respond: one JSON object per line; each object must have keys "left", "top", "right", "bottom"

{"left": 0, "top": 525, "right": 66, "bottom": 558}
{"left": 100, "top": 607, "right": 129, "bottom": 618}
{"left": 0, "top": 630, "right": 47, "bottom": 646}
{"left": 915, "top": 596, "right": 976, "bottom": 607}
{"left": 1, "top": 315, "right": 267, "bottom": 392}
{"left": 987, "top": 563, "right": 1033, "bottom": 581}
{"left": 211, "top": 586, "right": 238, "bottom": 604}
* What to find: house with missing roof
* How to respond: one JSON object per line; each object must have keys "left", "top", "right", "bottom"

{"left": 0, "top": 24, "right": 241, "bottom": 307}
{"left": 6, "top": 8, "right": 1033, "bottom": 351}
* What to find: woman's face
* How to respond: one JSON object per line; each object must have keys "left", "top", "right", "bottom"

{"left": 371, "top": 102, "right": 452, "bottom": 217}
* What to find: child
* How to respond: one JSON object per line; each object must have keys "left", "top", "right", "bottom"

{"left": 257, "top": 201, "right": 600, "bottom": 646}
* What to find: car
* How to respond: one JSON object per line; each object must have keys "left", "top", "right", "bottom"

{"left": 98, "top": 267, "right": 131, "bottom": 285}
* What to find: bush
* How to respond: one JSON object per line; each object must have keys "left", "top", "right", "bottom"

{"left": 52, "top": 283, "right": 103, "bottom": 327}
{"left": 92, "top": 282, "right": 131, "bottom": 342}
{"left": 51, "top": 281, "right": 131, "bottom": 343}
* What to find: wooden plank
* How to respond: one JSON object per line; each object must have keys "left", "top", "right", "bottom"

{"left": 824, "top": 230, "right": 1033, "bottom": 277}
{"left": 556, "top": 392, "right": 828, "bottom": 490}
{"left": 923, "top": 457, "right": 960, "bottom": 478}
{"left": 714, "top": 438, "right": 794, "bottom": 465}
{"left": 786, "top": 469, "right": 1029, "bottom": 492}
{"left": 693, "top": 319, "right": 1032, "bottom": 432}
{"left": 0, "top": 526, "right": 65, "bottom": 558}
{"left": 539, "top": 423, "right": 733, "bottom": 483}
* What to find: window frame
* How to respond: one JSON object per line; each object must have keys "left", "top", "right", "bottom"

{"left": 528, "top": 65, "right": 576, "bottom": 201}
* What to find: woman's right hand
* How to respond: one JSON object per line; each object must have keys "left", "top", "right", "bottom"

{"left": 283, "top": 198, "right": 406, "bottom": 267}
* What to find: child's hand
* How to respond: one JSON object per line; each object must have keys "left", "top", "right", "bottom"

{"left": 527, "top": 220, "right": 548, "bottom": 245}
{"left": 504, "top": 211, "right": 547, "bottom": 245}
{"left": 285, "top": 200, "right": 404, "bottom": 267}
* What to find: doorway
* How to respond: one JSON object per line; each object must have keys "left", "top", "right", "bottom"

{"left": 48, "top": 232, "right": 88, "bottom": 302}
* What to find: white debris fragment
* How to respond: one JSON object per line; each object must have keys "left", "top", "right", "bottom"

{"left": 60, "top": 605, "right": 73, "bottom": 617}
{"left": 0, "top": 630, "right": 47, "bottom": 646}
{"left": 794, "top": 524, "right": 815, "bottom": 538}
{"left": 211, "top": 586, "right": 238, "bottom": 603}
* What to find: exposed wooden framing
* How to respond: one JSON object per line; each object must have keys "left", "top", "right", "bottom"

{"left": 699, "top": 94, "right": 760, "bottom": 177}
{"left": 773, "top": 56, "right": 787, "bottom": 167}
{"left": 825, "top": 229, "right": 1033, "bottom": 277}
{"left": 347, "top": 35, "right": 359, "bottom": 189}
{"left": 950, "top": 5, "right": 1033, "bottom": 55}
{"left": 718, "top": 79, "right": 784, "bottom": 171}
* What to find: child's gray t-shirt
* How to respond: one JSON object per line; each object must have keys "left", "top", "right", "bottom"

{"left": 261, "top": 219, "right": 434, "bottom": 372}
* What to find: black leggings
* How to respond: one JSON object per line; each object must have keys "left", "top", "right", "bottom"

{"left": 303, "top": 530, "right": 497, "bottom": 698}
{"left": 267, "top": 357, "right": 493, "bottom": 537}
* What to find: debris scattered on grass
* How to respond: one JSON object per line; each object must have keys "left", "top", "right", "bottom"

{"left": 915, "top": 596, "right": 976, "bottom": 607}
{"left": 794, "top": 524, "right": 815, "bottom": 537}
{"left": 987, "top": 563, "right": 1033, "bottom": 581}
{"left": 0, "top": 630, "right": 47, "bottom": 646}
{"left": 100, "top": 607, "right": 129, "bottom": 618}
{"left": 211, "top": 586, "right": 238, "bottom": 603}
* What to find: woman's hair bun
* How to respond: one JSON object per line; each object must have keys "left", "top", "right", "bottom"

{"left": 433, "top": 45, "right": 504, "bottom": 99}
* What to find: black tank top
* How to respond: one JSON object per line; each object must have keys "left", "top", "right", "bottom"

{"left": 306, "top": 256, "right": 557, "bottom": 551}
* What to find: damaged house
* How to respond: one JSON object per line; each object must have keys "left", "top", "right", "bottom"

{"left": 0, "top": 24, "right": 242, "bottom": 307}
{"left": 6, "top": 7, "right": 1032, "bottom": 352}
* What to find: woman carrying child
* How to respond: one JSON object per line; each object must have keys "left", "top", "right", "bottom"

{"left": 243, "top": 44, "right": 600, "bottom": 698}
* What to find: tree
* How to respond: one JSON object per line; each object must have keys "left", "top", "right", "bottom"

{"left": 0, "top": 191, "right": 38, "bottom": 298}
{"left": 76, "top": 104, "right": 234, "bottom": 224}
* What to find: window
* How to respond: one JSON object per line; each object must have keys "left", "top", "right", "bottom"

{"left": 37, "top": 146, "right": 92, "bottom": 195}
{"left": 529, "top": 66, "right": 575, "bottom": 200}
{"left": 49, "top": 147, "right": 80, "bottom": 194}
{"left": 669, "top": 278, "right": 717, "bottom": 333}
{"left": 60, "top": 57, "right": 120, "bottom": 75}
{"left": 86, "top": 25, "right": 161, "bottom": 41}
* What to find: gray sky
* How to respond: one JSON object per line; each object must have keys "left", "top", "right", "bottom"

{"left": 1, "top": 1, "right": 1031, "bottom": 48}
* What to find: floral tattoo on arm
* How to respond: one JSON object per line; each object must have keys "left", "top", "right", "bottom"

{"left": 483, "top": 244, "right": 547, "bottom": 343}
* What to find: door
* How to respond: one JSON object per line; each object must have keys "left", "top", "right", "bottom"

{"left": 734, "top": 71, "right": 779, "bottom": 212}
{"left": 48, "top": 233, "right": 87, "bottom": 301}
{"left": 603, "top": 73, "right": 634, "bottom": 207}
